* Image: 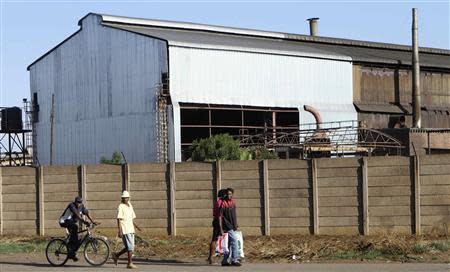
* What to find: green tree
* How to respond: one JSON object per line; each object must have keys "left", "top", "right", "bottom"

{"left": 100, "top": 151, "right": 123, "bottom": 164}
{"left": 191, "top": 134, "right": 241, "bottom": 161}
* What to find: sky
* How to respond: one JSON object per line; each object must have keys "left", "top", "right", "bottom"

{"left": 0, "top": 0, "right": 449, "bottom": 108}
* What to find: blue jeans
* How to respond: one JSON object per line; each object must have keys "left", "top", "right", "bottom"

{"left": 222, "top": 230, "right": 239, "bottom": 264}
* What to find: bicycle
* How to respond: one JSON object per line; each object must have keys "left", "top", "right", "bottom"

{"left": 45, "top": 222, "right": 110, "bottom": 266}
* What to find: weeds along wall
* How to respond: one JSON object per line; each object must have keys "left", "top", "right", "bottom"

{"left": 0, "top": 155, "right": 449, "bottom": 237}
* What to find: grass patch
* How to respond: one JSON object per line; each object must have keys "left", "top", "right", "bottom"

{"left": 429, "top": 241, "right": 450, "bottom": 252}
{"left": 413, "top": 243, "right": 429, "bottom": 254}
{"left": 361, "top": 249, "right": 383, "bottom": 260}
{"left": 325, "top": 249, "right": 384, "bottom": 261}
{"left": 0, "top": 240, "right": 47, "bottom": 253}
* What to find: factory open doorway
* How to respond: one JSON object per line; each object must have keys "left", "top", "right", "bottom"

{"left": 179, "top": 103, "right": 299, "bottom": 160}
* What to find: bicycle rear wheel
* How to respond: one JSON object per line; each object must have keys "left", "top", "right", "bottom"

{"left": 45, "top": 238, "right": 69, "bottom": 266}
{"left": 84, "top": 237, "right": 110, "bottom": 266}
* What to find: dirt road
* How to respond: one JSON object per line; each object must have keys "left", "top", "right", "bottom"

{"left": 0, "top": 253, "right": 448, "bottom": 272}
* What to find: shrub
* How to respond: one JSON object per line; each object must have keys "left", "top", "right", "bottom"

{"left": 100, "top": 151, "right": 122, "bottom": 164}
{"left": 191, "top": 134, "right": 241, "bottom": 161}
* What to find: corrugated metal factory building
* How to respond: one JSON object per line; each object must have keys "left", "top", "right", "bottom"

{"left": 28, "top": 13, "right": 450, "bottom": 165}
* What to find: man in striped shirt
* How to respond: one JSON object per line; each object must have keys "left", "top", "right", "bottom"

{"left": 220, "top": 188, "right": 241, "bottom": 267}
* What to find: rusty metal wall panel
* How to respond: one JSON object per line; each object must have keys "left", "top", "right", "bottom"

{"left": 358, "top": 66, "right": 450, "bottom": 108}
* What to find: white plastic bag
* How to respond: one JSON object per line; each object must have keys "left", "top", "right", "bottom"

{"left": 236, "top": 230, "right": 245, "bottom": 258}
{"left": 215, "top": 233, "right": 229, "bottom": 255}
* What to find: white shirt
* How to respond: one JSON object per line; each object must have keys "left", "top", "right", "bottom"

{"left": 117, "top": 203, "right": 136, "bottom": 234}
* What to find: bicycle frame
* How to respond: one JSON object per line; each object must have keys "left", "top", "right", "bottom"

{"left": 69, "top": 226, "right": 95, "bottom": 253}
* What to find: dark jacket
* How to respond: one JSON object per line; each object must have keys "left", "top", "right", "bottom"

{"left": 220, "top": 199, "right": 238, "bottom": 232}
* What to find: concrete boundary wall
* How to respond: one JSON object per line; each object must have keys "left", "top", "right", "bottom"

{"left": 0, "top": 154, "right": 449, "bottom": 236}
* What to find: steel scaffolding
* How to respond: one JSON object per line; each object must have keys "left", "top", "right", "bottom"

{"left": 239, "top": 120, "right": 404, "bottom": 158}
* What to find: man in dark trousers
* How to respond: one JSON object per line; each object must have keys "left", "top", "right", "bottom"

{"left": 207, "top": 188, "right": 227, "bottom": 264}
{"left": 59, "top": 196, "right": 96, "bottom": 261}
{"left": 220, "top": 188, "right": 241, "bottom": 266}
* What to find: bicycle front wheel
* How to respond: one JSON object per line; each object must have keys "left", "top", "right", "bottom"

{"left": 84, "top": 237, "right": 110, "bottom": 266}
{"left": 45, "top": 238, "right": 69, "bottom": 266}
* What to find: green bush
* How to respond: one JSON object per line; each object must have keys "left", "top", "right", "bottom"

{"left": 100, "top": 151, "right": 122, "bottom": 164}
{"left": 190, "top": 134, "right": 279, "bottom": 162}
{"left": 191, "top": 134, "right": 241, "bottom": 161}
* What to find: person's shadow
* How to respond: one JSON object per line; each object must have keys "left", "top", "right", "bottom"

{"left": 126, "top": 258, "right": 211, "bottom": 267}
{"left": 0, "top": 258, "right": 211, "bottom": 268}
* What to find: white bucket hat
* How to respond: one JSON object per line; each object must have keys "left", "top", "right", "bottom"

{"left": 121, "top": 190, "right": 130, "bottom": 198}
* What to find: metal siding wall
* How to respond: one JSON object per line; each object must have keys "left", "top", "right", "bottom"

{"left": 29, "top": 14, "right": 168, "bottom": 165}
{"left": 169, "top": 46, "right": 354, "bottom": 113}
{"left": 169, "top": 46, "right": 355, "bottom": 160}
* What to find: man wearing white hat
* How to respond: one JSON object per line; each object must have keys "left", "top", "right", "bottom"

{"left": 112, "top": 190, "right": 142, "bottom": 269}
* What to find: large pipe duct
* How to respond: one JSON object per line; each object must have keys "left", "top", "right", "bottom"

{"left": 307, "top": 18, "right": 319, "bottom": 36}
{"left": 412, "top": 8, "right": 421, "bottom": 128}
{"left": 303, "top": 105, "right": 323, "bottom": 129}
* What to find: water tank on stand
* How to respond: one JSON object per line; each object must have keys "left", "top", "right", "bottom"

{"left": 1, "top": 107, "right": 23, "bottom": 131}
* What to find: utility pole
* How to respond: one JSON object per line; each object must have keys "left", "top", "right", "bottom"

{"left": 412, "top": 8, "right": 421, "bottom": 128}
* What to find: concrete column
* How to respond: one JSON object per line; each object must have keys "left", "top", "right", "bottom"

{"left": 0, "top": 167, "right": 3, "bottom": 235}
{"left": 312, "top": 159, "right": 319, "bottom": 235}
{"left": 262, "top": 160, "right": 270, "bottom": 236}
{"left": 413, "top": 156, "right": 421, "bottom": 235}
{"left": 215, "top": 160, "right": 222, "bottom": 191}
{"left": 79, "top": 165, "right": 87, "bottom": 204}
{"left": 169, "top": 161, "right": 177, "bottom": 236}
{"left": 37, "top": 167, "right": 44, "bottom": 236}
{"left": 122, "top": 163, "right": 130, "bottom": 192}
{"left": 362, "top": 157, "right": 369, "bottom": 235}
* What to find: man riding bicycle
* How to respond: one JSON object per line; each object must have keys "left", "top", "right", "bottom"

{"left": 59, "top": 196, "right": 97, "bottom": 261}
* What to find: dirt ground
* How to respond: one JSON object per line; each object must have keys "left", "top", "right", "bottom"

{"left": 1, "top": 233, "right": 449, "bottom": 264}
{"left": 129, "top": 234, "right": 450, "bottom": 263}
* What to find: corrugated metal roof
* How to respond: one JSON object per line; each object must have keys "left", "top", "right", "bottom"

{"left": 100, "top": 13, "right": 450, "bottom": 70}
{"left": 28, "top": 13, "right": 450, "bottom": 70}
{"left": 354, "top": 102, "right": 405, "bottom": 114}
{"left": 102, "top": 23, "right": 351, "bottom": 61}
{"left": 304, "top": 42, "right": 450, "bottom": 69}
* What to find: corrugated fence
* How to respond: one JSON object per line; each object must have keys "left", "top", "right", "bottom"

{"left": 0, "top": 155, "right": 449, "bottom": 236}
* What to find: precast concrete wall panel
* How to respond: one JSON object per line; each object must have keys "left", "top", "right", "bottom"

{"left": 316, "top": 157, "right": 361, "bottom": 235}
{"left": 420, "top": 155, "right": 450, "bottom": 233}
{"left": 43, "top": 166, "right": 79, "bottom": 236}
{"left": 367, "top": 156, "right": 413, "bottom": 234}
{"left": 175, "top": 162, "right": 214, "bottom": 235}
{"left": 2, "top": 167, "right": 37, "bottom": 235}
{"left": 268, "top": 160, "right": 312, "bottom": 234}
{"left": 221, "top": 160, "right": 263, "bottom": 235}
